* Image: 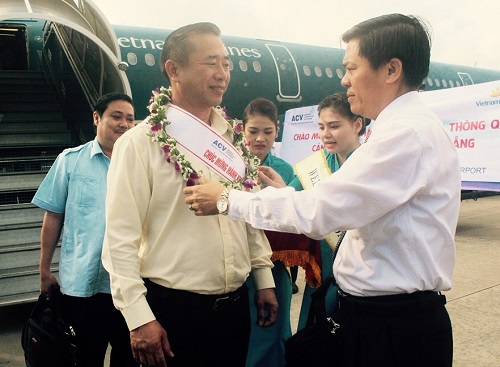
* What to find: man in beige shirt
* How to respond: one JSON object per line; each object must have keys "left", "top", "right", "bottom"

{"left": 102, "top": 22, "right": 277, "bottom": 367}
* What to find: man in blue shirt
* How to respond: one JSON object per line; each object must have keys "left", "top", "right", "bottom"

{"left": 32, "top": 93, "right": 136, "bottom": 366}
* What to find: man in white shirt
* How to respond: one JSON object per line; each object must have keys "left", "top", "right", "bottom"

{"left": 185, "top": 14, "right": 460, "bottom": 366}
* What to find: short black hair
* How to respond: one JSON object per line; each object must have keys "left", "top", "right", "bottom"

{"left": 94, "top": 93, "right": 134, "bottom": 116}
{"left": 342, "top": 14, "right": 431, "bottom": 89}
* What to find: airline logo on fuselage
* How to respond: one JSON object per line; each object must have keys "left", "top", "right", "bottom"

{"left": 117, "top": 36, "right": 261, "bottom": 58}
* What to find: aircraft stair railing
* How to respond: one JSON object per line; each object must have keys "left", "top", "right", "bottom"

{"left": 49, "top": 22, "right": 131, "bottom": 112}
{"left": 48, "top": 22, "right": 101, "bottom": 111}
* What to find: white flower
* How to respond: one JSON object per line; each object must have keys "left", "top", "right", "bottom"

{"left": 146, "top": 87, "right": 258, "bottom": 190}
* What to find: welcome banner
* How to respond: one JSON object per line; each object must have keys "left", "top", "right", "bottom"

{"left": 419, "top": 80, "right": 500, "bottom": 191}
{"left": 279, "top": 105, "right": 322, "bottom": 166}
{"left": 279, "top": 81, "right": 500, "bottom": 191}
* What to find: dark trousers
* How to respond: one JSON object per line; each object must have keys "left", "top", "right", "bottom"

{"left": 334, "top": 290, "right": 453, "bottom": 367}
{"left": 62, "top": 293, "right": 136, "bottom": 367}
{"left": 145, "top": 279, "right": 250, "bottom": 367}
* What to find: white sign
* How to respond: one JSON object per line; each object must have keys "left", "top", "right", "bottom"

{"left": 279, "top": 81, "right": 500, "bottom": 191}
{"left": 279, "top": 105, "right": 323, "bottom": 166}
{"left": 419, "top": 80, "right": 500, "bottom": 191}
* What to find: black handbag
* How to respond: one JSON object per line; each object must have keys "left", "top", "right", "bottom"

{"left": 21, "top": 288, "right": 77, "bottom": 367}
{"left": 284, "top": 275, "right": 341, "bottom": 367}
{"left": 284, "top": 231, "right": 347, "bottom": 367}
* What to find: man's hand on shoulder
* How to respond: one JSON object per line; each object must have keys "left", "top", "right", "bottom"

{"left": 130, "top": 320, "right": 173, "bottom": 367}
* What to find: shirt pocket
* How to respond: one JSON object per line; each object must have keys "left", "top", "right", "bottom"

{"left": 67, "top": 174, "right": 101, "bottom": 207}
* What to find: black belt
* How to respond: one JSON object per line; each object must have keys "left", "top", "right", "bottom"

{"left": 144, "top": 278, "right": 247, "bottom": 312}
{"left": 338, "top": 289, "right": 446, "bottom": 316}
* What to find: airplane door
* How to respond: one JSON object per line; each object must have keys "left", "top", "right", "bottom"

{"left": 0, "top": 24, "right": 28, "bottom": 70}
{"left": 265, "top": 44, "right": 301, "bottom": 101}
{"left": 457, "top": 72, "right": 474, "bottom": 85}
{"left": 0, "top": 0, "right": 131, "bottom": 101}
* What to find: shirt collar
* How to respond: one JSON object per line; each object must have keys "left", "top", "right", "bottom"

{"left": 210, "top": 108, "right": 230, "bottom": 135}
{"left": 90, "top": 138, "right": 107, "bottom": 159}
{"left": 324, "top": 149, "right": 357, "bottom": 171}
{"left": 261, "top": 153, "right": 272, "bottom": 166}
{"left": 376, "top": 91, "right": 418, "bottom": 122}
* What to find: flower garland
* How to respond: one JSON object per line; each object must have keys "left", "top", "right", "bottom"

{"left": 146, "top": 86, "right": 259, "bottom": 190}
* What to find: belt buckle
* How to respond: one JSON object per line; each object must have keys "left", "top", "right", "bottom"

{"left": 212, "top": 296, "right": 230, "bottom": 311}
{"left": 338, "top": 288, "right": 349, "bottom": 298}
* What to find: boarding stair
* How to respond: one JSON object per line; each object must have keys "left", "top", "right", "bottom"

{"left": 0, "top": 70, "right": 77, "bottom": 305}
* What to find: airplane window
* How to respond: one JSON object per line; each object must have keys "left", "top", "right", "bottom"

{"left": 314, "top": 67, "right": 322, "bottom": 77}
{"left": 145, "top": 53, "right": 155, "bottom": 66}
{"left": 427, "top": 77, "right": 433, "bottom": 86}
{"left": 442, "top": 79, "right": 448, "bottom": 88}
{"left": 239, "top": 60, "right": 248, "bottom": 72}
{"left": 229, "top": 60, "right": 234, "bottom": 71}
{"left": 456, "top": 80, "right": 462, "bottom": 87}
{"left": 127, "top": 52, "right": 137, "bottom": 66}
{"left": 253, "top": 61, "right": 262, "bottom": 73}
{"left": 325, "top": 68, "right": 333, "bottom": 78}
{"left": 336, "top": 69, "right": 344, "bottom": 79}
{"left": 434, "top": 79, "right": 441, "bottom": 87}
{"left": 448, "top": 80, "right": 454, "bottom": 88}
{"left": 303, "top": 65, "right": 311, "bottom": 76}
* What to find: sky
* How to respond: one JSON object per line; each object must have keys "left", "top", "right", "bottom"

{"left": 89, "top": 0, "right": 499, "bottom": 71}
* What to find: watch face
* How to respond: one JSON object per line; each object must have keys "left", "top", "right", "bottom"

{"left": 217, "top": 198, "right": 228, "bottom": 212}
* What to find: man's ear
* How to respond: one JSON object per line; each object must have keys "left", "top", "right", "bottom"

{"left": 354, "top": 116, "right": 363, "bottom": 134}
{"left": 386, "top": 58, "right": 403, "bottom": 83}
{"left": 165, "top": 60, "right": 179, "bottom": 82}
{"left": 93, "top": 111, "right": 99, "bottom": 127}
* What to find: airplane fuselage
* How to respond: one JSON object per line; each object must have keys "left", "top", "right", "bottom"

{"left": 113, "top": 25, "right": 500, "bottom": 120}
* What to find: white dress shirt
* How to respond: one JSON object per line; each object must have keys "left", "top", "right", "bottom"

{"left": 102, "top": 107, "right": 274, "bottom": 330}
{"left": 229, "top": 92, "right": 461, "bottom": 296}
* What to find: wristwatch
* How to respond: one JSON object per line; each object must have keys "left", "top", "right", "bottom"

{"left": 217, "top": 188, "right": 230, "bottom": 215}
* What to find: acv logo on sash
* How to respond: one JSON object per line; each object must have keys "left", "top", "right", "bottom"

{"left": 147, "top": 87, "right": 259, "bottom": 191}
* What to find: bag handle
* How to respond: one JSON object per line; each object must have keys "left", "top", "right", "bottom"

{"left": 30, "top": 287, "right": 71, "bottom": 329}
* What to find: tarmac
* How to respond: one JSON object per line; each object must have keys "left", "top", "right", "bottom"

{"left": 0, "top": 195, "right": 499, "bottom": 366}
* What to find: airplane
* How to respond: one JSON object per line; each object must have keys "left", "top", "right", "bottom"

{"left": 1, "top": 0, "right": 500, "bottom": 306}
